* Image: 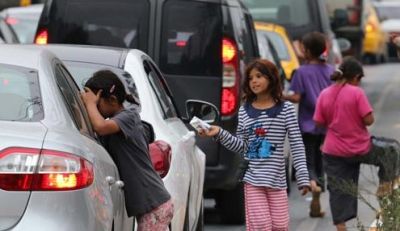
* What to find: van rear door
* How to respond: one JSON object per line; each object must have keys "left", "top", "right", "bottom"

{"left": 155, "top": 0, "right": 223, "bottom": 115}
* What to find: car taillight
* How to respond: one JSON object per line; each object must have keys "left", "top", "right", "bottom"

{"left": 0, "top": 147, "right": 94, "bottom": 191}
{"left": 149, "top": 141, "right": 172, "bottom": 178}
{"left": 35, "top": 29, "right": 48, "bottom": 45}
{"left": 221, "top": 38, "right": 239, "bottom": 116}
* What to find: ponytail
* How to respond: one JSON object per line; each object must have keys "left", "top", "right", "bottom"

{"left": 125, "top": 94, "right": 139, "bottom": 105}
{"left": 330, "top": 69, "right": 344, "bottom": 81}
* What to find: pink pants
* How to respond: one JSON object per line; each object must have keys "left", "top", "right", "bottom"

{"left": 137, "top": 199, "right": 174, "bottom": 231}
{"left": 245, "top": 183, "right": 289, "bottom": 231}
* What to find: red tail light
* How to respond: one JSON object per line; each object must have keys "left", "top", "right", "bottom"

{"left": 35, "top": 29, "right": 48, "bottom": 45}
{"left": 0, "top": 147, "right": 94, "bottom": 191}
{"left": 149, "top": 141, "right": 172, "bottom": 178}
{"left": 221, "top": 38, "right": 239, "bottom": 116}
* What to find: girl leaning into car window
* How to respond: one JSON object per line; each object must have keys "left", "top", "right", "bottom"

{"left": 198, "top": 59, "right": 311, "bottom": 231}
{"left": 81, "top": 70, "right": 173, "bottom": 231}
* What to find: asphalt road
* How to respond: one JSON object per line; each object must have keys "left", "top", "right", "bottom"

{"left": 204, "top": 63, "right": 400, "bottom": 231}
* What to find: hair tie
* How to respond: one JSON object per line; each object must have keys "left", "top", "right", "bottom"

{"left": 336, "top": 69, "right": 343, "bottom": 76}
{"left": 109, "top": 85, "right": 116, "bottom": 93}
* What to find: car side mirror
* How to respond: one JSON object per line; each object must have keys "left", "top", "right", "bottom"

{"left": 185, "top": 100, "right": 220, "bottom": 123}
{"left": 333, "top": 9, "right": 349, "bottom": 28}
{"left": 336, "top": 38, "right": 352, "bottom": 52}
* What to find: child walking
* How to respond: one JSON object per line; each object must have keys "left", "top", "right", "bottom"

{"left": 81, "top": 70, "right": 173, "bottom": 231}
{"left": 199, "top": 59, "right": 310, "bottom": 231}
{"left": 285, "top": 31, "right": 333, "bottom": 217}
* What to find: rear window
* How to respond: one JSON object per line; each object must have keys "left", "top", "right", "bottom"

{"left": 63, "top": 61, "right": 141, "bottom": 109}
{"left": 264, "top": 31, "right": 290, "bottom": 61}
{"left": 6, "top": 14, "right": 41, "bottom": 43}
{"left": 49, "top": 0, "right": 149, "bottom": 51}
{"left": 159, "top": 0, "right": 222, "bottom": 76}
{"left": 0, "top": 64, "right": 43, "bottom": 121}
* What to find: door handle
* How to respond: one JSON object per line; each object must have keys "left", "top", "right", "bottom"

{"left": 105, "top": 176, "right": 116, "bottom": 185}
{"left": 115, "top": 180, "right": 124, "bottom": 189}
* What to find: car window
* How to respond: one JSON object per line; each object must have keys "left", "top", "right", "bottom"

{"left": 143, "top": 60, "right": 177, "bottom": 119}
{"left": 0, "top": 18, "right": 18, "bottom": 43}
{"left": 63, "top": 61, "right": 141, "bottom": 111}
{"left": 264, "top": 31, "right": 290, "bottom": 61}
{"left": 50, "top": 0, "right": 150, "bottom": 51}
{"left": 54, "top": 64, "right": 91, "bottom": 136}
{"left": 257, "top": 32, "right": 275, "bottom": 64}
{"left": 0, "top": 64, "right": 43, "bottom": 121}
{"left": 160, "top": 0, "right": 222, "bottom": 76}
{"left": 6, "top": 15, "right": 41, "bottom": 43}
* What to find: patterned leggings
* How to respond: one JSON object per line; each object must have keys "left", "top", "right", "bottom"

{"left": 245, "top": 183, "right": 289, "bottom": 231}
{"left": 137, "top": 199, "right": 174, "bottom": 231}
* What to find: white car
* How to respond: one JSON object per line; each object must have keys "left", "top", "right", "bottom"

{"left": 41, "top": 44, "right": 213, "bottom": 231}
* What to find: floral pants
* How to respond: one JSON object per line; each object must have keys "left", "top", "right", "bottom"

{"left": 137, "top": 199, "right": 174, "bottom": 231}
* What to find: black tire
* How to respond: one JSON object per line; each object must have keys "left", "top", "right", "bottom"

{"left": 195, "top": 199, "right": 204, "bottom": 231}
{"left": 215, "top": 184, "right": 245, "bottom": 224}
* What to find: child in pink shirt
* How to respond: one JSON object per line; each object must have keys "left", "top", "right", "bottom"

{"left": 313, "top": 57, "right": 374, "bottom": 231}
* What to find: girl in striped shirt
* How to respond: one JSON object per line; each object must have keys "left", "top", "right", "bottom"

{"left": 199, "top": 59, "right": 311, "bottom": 230}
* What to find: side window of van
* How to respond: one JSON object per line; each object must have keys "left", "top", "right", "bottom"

{"left": 160, "top": 0, "right": 222, "bottom": 76}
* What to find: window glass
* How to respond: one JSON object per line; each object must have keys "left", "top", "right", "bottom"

{"left": 0, "top": 64, "right": 43, "bottom": 121}
{"left": 243, "top": 0, "right": 311, "bottom": 27}
{"left": 257, "top": 33, "right": 275, "bottom": 64}
{"left": 143, "top": 61, "right": 177, "bottom": 118}
{"left": 160, "top": 0, "right": 222, "bottom": 76}
{"left": 264, "top": 31, "right": 290, "bottom": 61}
{"left": 375, "top": 5, "right": 400, "bottom": 21}
{"left": 63, "top": 61, "right": 141, "bottom": 111}
{"left": 54, "top": 65, "right": 89, "bottom": 134}
{"left": 7, "top": 14, "right": 41, "bottom": 43}
{"left": 54, "top": 0, "right": 149, "bottom": 50}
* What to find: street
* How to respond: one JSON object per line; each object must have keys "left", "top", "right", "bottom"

{"left": 205, "top": 62, "right": 400, "bottom": 231}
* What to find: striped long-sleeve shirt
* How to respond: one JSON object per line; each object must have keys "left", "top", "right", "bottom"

{"left": 216, "top": 101, "right": 310, "bottom": 189}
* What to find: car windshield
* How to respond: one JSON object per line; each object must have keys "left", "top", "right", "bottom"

{"left": 242, "top": 0, "right": 311, "bottom": 27}
{"left": 375, "top": 5, "right": 400, "bottom": 21}
{"left": 264, "top": 31, "right": 290, "bottom": 61}
{"left": 6, "top": 15, "right": 40, "bottom": 43}
{"left": 63, "top": 61, "right": 141, "bottom": 110}
{"left": 0, "top": 64, "right": 43, "bottom": 121}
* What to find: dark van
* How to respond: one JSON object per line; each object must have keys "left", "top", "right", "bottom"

{"left": 35, "top": 0, "right": 259, "bottom": 223}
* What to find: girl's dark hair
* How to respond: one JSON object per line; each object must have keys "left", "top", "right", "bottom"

{"left": 331, "top": 57, "right": 364, "bottom": 82}
{"left": 243, "top": 59, "right": 282, "bottom": 104}
{"left": 85, "top": 69, "right": 137, "bottom": 104}
{"left": 302, "top": 32, "right": 326, "bottom": 60}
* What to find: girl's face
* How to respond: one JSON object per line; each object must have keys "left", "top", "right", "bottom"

{"left": 248, "top": 68, "right": 270, "bottom": 96}
{"left": 97, "top": 98, "right": 117, "bottom": 118}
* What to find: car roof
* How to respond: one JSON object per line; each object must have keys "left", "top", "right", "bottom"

{"left": 0, "top": 45, "right": 55, "bottom": 69}
{"left": 31, "top": 44, "right": 136, "bottom": 68}
{"left": 254, "top": 21, "right": 288, "bottom": 35}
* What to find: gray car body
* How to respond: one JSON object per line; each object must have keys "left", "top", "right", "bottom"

{"left": 0, "top": 46, "right": 132, "bottom": 231}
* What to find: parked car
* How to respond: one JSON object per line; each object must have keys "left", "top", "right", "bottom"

{"left": 0, "top": 45, "right": 133, "bottom": 231}
{"left": 254, "top": 21, "right": 299, "bottom": 80}
{"left": 363, "top": 0, "right": 388, "bottom": 64}
{"left": 373, "top": 0, "right": 400, "bottom": 60}
{"left": 1, "top": 4, "right": 43, "bottom": 43}
{"left": 35, "top": 0, "right": 260, "bottom": 223}
{"left": 38, "top": 44, "right": 213, "bottom": 231}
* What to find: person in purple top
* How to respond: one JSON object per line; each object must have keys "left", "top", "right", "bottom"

{"left": 284, "top": 31, "right": 333, "bottom": 218}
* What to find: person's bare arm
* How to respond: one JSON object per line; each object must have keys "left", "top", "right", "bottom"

{"left": 363, "top": 112, "right": 374, "bottom": 126}
{"left": 283, "top": 92, "right": 301, "bottom": 103}
{"left": 81, "top": 88, "right": 120, "bottom": 136}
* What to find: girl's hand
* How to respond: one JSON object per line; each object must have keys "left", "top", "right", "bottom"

{"left": 197, "top": 125, "right": 220, "bottom": 137}
{"left": 300, "top": 186, "right": 311, "bottom": 196}
{"left": 81, "top": 88, "right": 101, "bottom": 106}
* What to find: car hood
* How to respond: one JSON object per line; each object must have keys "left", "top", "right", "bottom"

{"left": 0, "top": 121, "right": 47, "bottom": 230}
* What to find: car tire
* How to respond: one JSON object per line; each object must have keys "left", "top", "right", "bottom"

{"left": 195, "top": 199, "right": 204, "bottom": 231}
{"left": 215, "top": 184, "right": 245, "bottom": 224}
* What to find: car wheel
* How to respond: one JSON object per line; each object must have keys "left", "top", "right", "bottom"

{"left": 195, "top": 199, "right": 204, "bottom": 231}
{"left": 215, "top": 183, "right": 245, "bottom": 224}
